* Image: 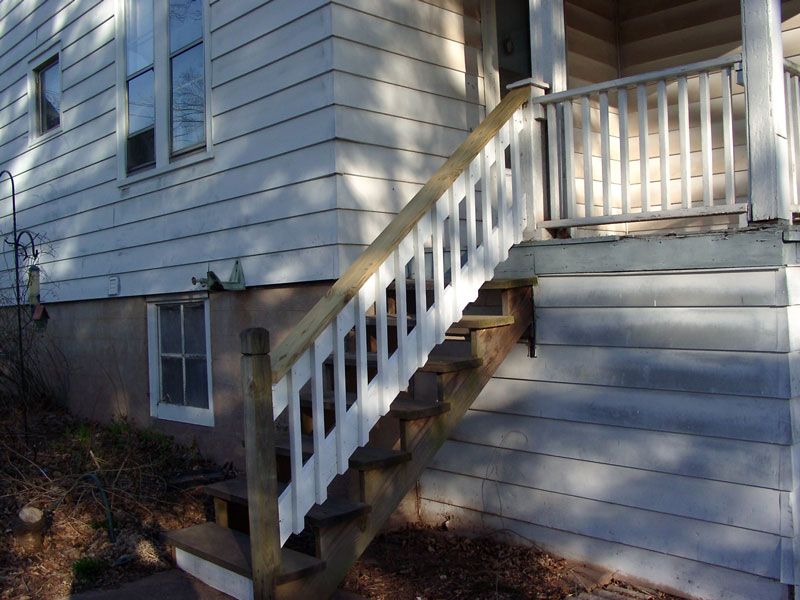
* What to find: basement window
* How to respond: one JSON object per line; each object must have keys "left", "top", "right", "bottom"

{"left": 147, "top": 299, "right": 214, "bottom": 426}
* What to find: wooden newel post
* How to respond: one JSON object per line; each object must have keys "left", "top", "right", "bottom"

{"left": 241, "top": 328, "right": 281, "bottom": 599}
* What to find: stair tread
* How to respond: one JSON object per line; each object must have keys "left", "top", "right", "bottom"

{"left": 165, "top": 522, "right": 325, "bottom": 584}
{"left": 388, "top": 276, "right": 537, "bottom": 291}
{"left": 479, "top": 276, "right": 538, "bottom": 289}
{"left": 453, "top": 314, "right": 514, "bottom": 329}
{"left": 204, "top": 479, "right": 370, "bottom": 528}
{"left": 388, "top": 396, "right": 450, "bottom": 420}
{"left": 298, "top": 391, "right": 445, "bottom": 421}
{"left": 306, "top": 495, "right": 371, "bottom": 528}
{"left": 418, "top": 356, "right": 483, "bottom": 373}
{"left": 349, "top": 446, "right": 412, "bottom": 471}
{"left": 338, "top": 352, "right": 481, "bottom": 372}
{"left": 365, "top": 314, "right": 514, "bottom": 331}
{"left": 275, "top": 434, "right": 411, "bottom": 471}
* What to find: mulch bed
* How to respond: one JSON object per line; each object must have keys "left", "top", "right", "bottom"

{"left": 341, "top": 524, "right": 684, "bottom": 600}
{"left": 0, "top": 403, "right": 217, "bottom": 599}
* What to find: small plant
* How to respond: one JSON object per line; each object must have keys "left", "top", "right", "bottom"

{"left": 71, "top": 557, "right": 108, "bottom": 583}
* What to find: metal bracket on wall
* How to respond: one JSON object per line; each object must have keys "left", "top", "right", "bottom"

{"left": 192, "top": 259, "right": 246, "bottom": 291}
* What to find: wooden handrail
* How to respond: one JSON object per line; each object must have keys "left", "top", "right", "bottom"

{"left": 270, "top": 84, "right": 533, "bottom": 383}
{"left": 785, "top": 58, "right": 800, "bottom": 78}
{"left": 535, "top": 54, "right": 742, "bottom": 105}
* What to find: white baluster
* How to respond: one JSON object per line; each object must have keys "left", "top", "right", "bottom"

{"left": 355, "top": 288, "right": 369, "bottom": 446}
{"left": 448, "top": 184, "right": 463, "bottom": 321}
{"left": 547, "top": 103, "right": 562, "bottom": 219}
{"left": 413, "top": 218, "right": 430, "bottom": 366}
{"left": 333, "top": 310, "right": 348, "bottom": 474}
{"left": 510, "top": 108, "right": 524, "bottom": 241}
{"left": 495, "top": 124, "right": 510, "bottom": 260}
{"left": 600, "top": 91, "right": 611, "bottom": 216}
{"left": 310, "top": 337, "right": 325, "bottom": 504}
{"left": 375, "top": 263, "right": 390, "bottom": 414}
{"left": 657, "top": 79, "right": 670, "bottom": 211}
{"left": 619, "top": 88, "right": 630, "bottom": 214}
{"left": 637, "top": 84, "right": 650, "bottom": 212}
{"left": 722, "top": 67, "right": 735, "bottom": 204}
{"left": 393, "top": 247, "right": 409, "bottom": 389}
{"left": 466, "top": 157, "right": 480, "bottom": 292}
{"left": 432, "top": 198, "right": 447, "bottom": 343}
{"left": 563, "top": 100, "right": 576, "bottom": 218}
{"left": 581, "top": 95, "right": 593, "bottom": 217}
{"left": 481, "top": 143, "right": 495, "bottom": 272}
{"left": 678, "top": 76, "right": 691, "bottom": 209}
{"left": 699, "top": 71, "right": 713, "bottom": 207}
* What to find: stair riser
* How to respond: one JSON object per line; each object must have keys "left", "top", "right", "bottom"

{"left": 174, "top": 548, "right": 254, "bottom": 600}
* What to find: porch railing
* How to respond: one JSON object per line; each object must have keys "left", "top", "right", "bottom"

{"left": 265, "top": 85, "right": 537, "bottom": 545}
{"left": 535, "top": 55, "right": 748, "bottom": 229}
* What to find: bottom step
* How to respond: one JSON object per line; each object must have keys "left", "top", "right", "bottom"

{"left": 165, "top": 522, "right": 325, "bottom": 599}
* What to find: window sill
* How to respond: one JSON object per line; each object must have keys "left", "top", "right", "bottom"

{"left": 28, "top": 127, "right": 62, "bottom": 149}
{"left": 153, "top": 402, "right": 214, "bottom": 427}
{"left": 118, "top": 148, "right": 214, "bottom": 188}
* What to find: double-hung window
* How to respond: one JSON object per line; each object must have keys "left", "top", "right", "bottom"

{"left": 28, "top": 48, "right": 62, "bottom": 143}
{"left": 35, "top": 56, "right": 61, "bottom": 135}
{"left": 147, "top": 299, "right": 214, "bottom": 426}
{"left": 120, "top": 0, "right": 210, "bottom": 176}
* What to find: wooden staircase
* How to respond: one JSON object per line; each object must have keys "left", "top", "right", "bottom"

{"left": 166, "top": 279, "right": 534, "bottom": 599}
{"left": 164, "top": 84, "right": 543, "bottom": 598}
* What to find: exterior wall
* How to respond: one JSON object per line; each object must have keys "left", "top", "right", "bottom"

{"left": 565, "top": 0, "right": 618, "bottom": 88}
{"left": 330, "top": 0, "right": 485, "bottom": 271}
{"left": 0, "top": 0, "right": 339, "bottom": 304}
{"left": 0, "top": 0, "right": 489, "bottom": 303}
{"left": 417, "top": 230, "right": 800, "bottom": 600}
{"left": 43, "top": 283, "right": 328, "bottom": 466}
{"left": 617, "top": 0, "right": 741, "bottom": 76}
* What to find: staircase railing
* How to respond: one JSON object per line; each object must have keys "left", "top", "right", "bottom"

{"left": 265, "top": 83, "right": 541, "bottom": 545}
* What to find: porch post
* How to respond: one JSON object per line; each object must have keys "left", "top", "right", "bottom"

{"left": 529, "top": 0, "right": 567, "bottom": 93}
{"left": 742, "top": 0, "right": 791, "bottom": 223}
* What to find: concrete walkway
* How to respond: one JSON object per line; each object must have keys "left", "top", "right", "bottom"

{"left": 62, "top": 569, "right": 364, "bottom": 600}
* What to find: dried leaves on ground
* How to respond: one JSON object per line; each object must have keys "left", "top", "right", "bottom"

{"left": 2, "top": 403, "right": 686, "bottom": 600}
{"left": 0, "top": 403, "right": 218, "bottom": 599}
{"left": 341, "top": 524, "right": 685, "bottom": 600}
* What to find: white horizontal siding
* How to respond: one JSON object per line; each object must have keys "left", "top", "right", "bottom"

{"left": 431, "top": 439, "right": 781, "bottom": 532}
{"left": 418, "top": 499, "right": 787, "bottom": 600}
{"left": 421, "top": 469, "right": 782, "bottom": 577}
{"left": 423, "top": 261, "right": 798, "bottom": 598}
{"left": 471, "top": 378, "right": 793, "bottom": 445}
{"left": 0, "top": 0, "right": 350, "bottom": 301}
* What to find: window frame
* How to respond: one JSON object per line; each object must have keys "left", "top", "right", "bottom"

{"left": 27, "top": 45, "right": 62, "bottom": 145}
{"left": 116, "top": 0, "right": 213, "bottom": 184}
{"left": 146, "top": 297, "right": 214, "bottom": 427}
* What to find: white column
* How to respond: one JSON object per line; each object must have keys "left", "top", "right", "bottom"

{"left": 742, "top": 0, "right": 791, "bottom": 222}
{"left": 529, "top": 0, "right": 567, "bottom": 93}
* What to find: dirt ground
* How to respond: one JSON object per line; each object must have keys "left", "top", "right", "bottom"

{"left": 0, "top": 404, "right": 684, "bottom": 600}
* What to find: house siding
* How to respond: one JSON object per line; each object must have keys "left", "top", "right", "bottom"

{"left": 330, "top": 0, "right": 484, "bottom": 272}
{"left": 418, "top": 234, "right": 799, "bottom": 600}
{"left": 1, "top": 0, "right": 486, "bottom": 301}
{"left": 0, "top": 1, "right": 343, "bottom": 303}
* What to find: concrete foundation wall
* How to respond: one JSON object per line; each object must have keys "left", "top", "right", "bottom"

{"left": 41, "top": 283, "right": 329, "bottom": 466}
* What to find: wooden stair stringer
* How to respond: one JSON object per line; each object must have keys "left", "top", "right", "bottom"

{"left": 276, "top": 284, "right": 533, "bottom": 599}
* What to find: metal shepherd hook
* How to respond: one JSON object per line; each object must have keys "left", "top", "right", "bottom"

{"left": 2, "top": 169, "right": 39, "bottom": 445}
